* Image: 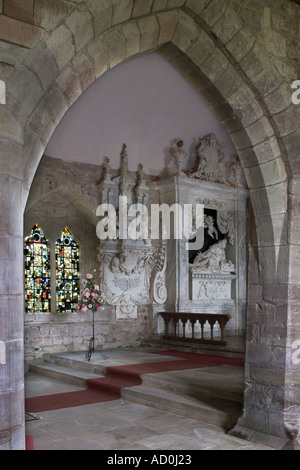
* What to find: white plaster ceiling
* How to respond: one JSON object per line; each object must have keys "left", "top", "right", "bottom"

{"left": 45, "top": 52, "right": 236, "bottom": 175}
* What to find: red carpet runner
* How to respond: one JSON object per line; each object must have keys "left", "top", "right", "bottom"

{"left": 25, "top": 435, "right": 34, "bottom": 450}
{"left": 25, "top": 350, "right": 244, "bottom": 413}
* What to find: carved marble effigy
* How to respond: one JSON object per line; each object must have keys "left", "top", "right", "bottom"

{"left": 190, "top": 238, "right": 236, "bottom": 302}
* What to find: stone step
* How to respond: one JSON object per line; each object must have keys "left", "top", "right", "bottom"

{"left": 43, "top": 353, "right": 107, "bottom": 376}
{"left": 143, "top": 338, "right": 245, "bottom": 360}
{"left": 28, "top": 350, "right": 243, "bottom": 430}
{"left": 140, "top": 365, "right": 244, "bottom": 406}
{"left": 122, "top": 384, "right": 241, "bottom": 430}
{"left": 29, "top": 361, "right": 104, "bottom": 388}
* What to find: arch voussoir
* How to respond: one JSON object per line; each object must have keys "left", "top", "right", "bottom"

{"left": 2, "top": 0, "right": 300, "bottom": 450}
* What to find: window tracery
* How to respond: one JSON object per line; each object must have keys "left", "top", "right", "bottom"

{"left": 24, "top": 224, "right": 51, "bottom": 313}
{"left": 55, "top": 227, "right": 80, "bottom": 312}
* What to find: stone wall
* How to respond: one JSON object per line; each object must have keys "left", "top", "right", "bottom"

{"left": 24, "top": 307, "right": 150, "bottom": 366}
{"left": 24, "top": 155, "right": 154, "bottom": 361}
{"left": 24, "top": 155, "right": 151, "bottom": 359}
{"left": 1, "top": 0, "right": 300, "bottom": 451}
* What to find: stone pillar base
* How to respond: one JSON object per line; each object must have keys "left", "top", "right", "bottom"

{"left": 228, "top": 424, "right": 289, "bottom": 450}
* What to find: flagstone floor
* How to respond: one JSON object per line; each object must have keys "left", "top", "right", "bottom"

{"left": 25, "top": 347, "right": 273, "bottom": 451}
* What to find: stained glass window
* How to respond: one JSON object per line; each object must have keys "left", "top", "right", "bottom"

{"left": 55, "top": 227, "right": 80, "bottom": 312}
{"left": 24, "top": 224, "right": 51, "bottom": 313}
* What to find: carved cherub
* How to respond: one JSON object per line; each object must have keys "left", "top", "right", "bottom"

{"left": 170, "top": 139, "right": 187, "bottom": 176}
{"left": 204, "top": 215, "right": 219, "bottom": 241}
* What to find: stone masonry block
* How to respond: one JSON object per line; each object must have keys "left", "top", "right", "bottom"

{"left": 27, "top": 100, "right": 55, "bottom": 146}
{"left": 185, "top": 0, "right": 211, "bottom": 16}
{"left": 111, "top": 0, "right": 133, "bottom": 26}
{"left": 93, "top": 1, "right": 113, "bottom": 36}
{"left": 281, "top": 132, "right": 300, "bottom": 169}
{"left": 249, "top": 188, "right": 272, "bottom": 220}
{"left": 240, "top": 43, "right": 270, "bottom": 84}
{"left": 65, "top": 9, "right": 94, "bottom": 52}
{"left": 289, "top": 203, "right": 300, "bottom": 246}
{"left": 4, "top": 0, "right": 34, "bottom": 24}
{"left": 253, "top": 66, "right": 282, "bottom": 100}
{"left": 102, "top": 29, "right": 126, "bottom": 68}
{"left": 201, "top": 48, "right": 228, "bottom": 83}
{"left": 24, "top": 43, "right": 59, "bottom": 91}
{"left": 262, "top": 283, "right": 289, "bottom": 304}
{"left": 22, "top": 128, "right": 44, "bottom": 192}
{"left": 0, "top": 41, "right": 27, "bottom": 66}
{"left": 156, "top": 10, "right": 178, "bottom": 45}
{"left": 253, "top": 137, "right": 281, "bottom": 166}
{"left": 56, "top": 66, "right": 82, "bottom": 106}
{"left": 200, "top": 0, "right": 226, "bottom": 27}
{"left": 211, "top": 5, "right": 243, "bottom": 45}
{"left": 227, "top": 88, "right": 263, "bottom": 128}
{"left": 172, "top": 10, "right": 200, "bottom": 52}
{"left": 166, "top": 0, "right": 185, "bottom": 7}
{"left": 226, "top": 25, "right": 255, "bottom": 62}
{"left": 264, "top": 29, "right": 286, "bottom": 58}
{"left": 247, "top": 284, "right": 262, "bottom": 303}
{"left": 238, "top": 147, "right": 259, "bottom": 169}
{"left": 87, "top": 0, "right": 111, "bottom": 15}
{"left": 0, "top": 15, "right": 43, "bottom": 48}
{"left": 230, "top": 128, "right": 252, "bottom": 152}
{"left": 121, "top": 21, "right": 140, "bottom": 57}
{"left": 185, "top": 34, "right": 214, "bottom": 69}
{"left": 247, "top": 342, "right": 274, "bottom": 367}
{"left": 46, "top": 25, "right": 75, "bottom": 71}
{"left": 7, "top": 65, "right": 44, "bottom": 118}
{"left": 0, "top": 139, "right": 23, "bottom": 181}
{"left": 264, "top": 84, "right": 292, "bottom": 115}
{"left": 260, "top": 158, "right": 287, "bottom": 187}
{"left": 0, "top": 107, "right": 23, "bottom": 145}
{"left": 267, "top": 182, "right": 288, "bottom": 216}
{"left": 272, "top": 106, "right": 300, "bottom": 138}
{"left": 72, "top": 51, "right": 95, "bottom": 91}
{"left": 34, "top": 0, "right": 71, "bottom": 31}
{"left": 38, "top": 85, "right": 69, "bottom": 128}
{"left": 288, "top": 245, "right": 300, "bottom": 285}
{"left": 243, "top": 166, "right": 264, "bottom": 190}
{"left": 246, "top": 116, "right": 274, "bottom": 146}
{"left": 271, "top": 10, "right": 299, "bottom": 36}
{"left": 138, "top": 16, "right": 160, "bottom": 53}
{"left": 244, "top": 158, "right": 286, "bottom": 190}
{"left": 152, "top": 0, "right": 168, "bottom": 11}
{"left": 213, "top": 63, "right": 242, "bottom": 101}
{"left": 132, "top": 0, "right": 153, "bottom": 18}
{"left": 86, "top": 37, "right": 109, "bottom": 79}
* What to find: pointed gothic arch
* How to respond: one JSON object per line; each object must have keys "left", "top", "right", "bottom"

{"left": 1, "top": 0, "right": 300, "bottom": 449}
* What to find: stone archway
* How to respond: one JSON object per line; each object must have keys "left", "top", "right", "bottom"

{"left": 1, "top": 0, "right": 299, "bottom": 449}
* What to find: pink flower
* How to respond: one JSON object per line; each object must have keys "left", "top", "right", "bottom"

{"left": 82, "top": 304, "right": 87, "bottom": 311}
{"left": 86, "top": 274, "right": 93, "bottom": 279}
{"left": 94, "top": 285, "right": 100, "bottom": 291}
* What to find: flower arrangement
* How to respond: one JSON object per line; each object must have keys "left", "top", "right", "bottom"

{"left": 76, "top": 271, "right": 106, "bottom": 312}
